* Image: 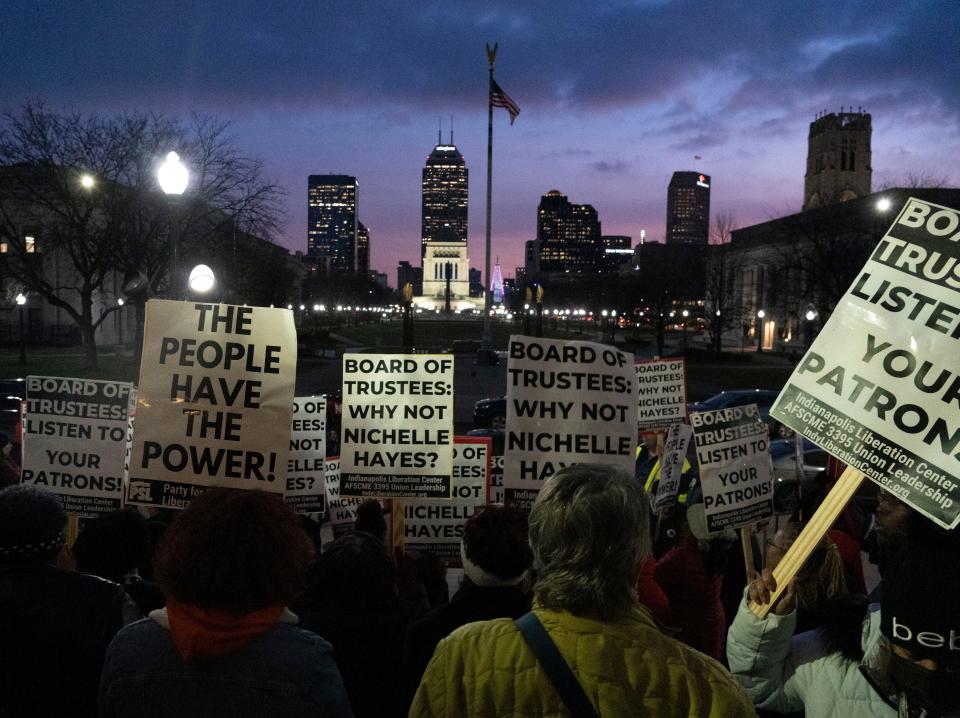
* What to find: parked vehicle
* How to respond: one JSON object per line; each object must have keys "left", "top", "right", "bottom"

{"left": 472, "top": 397, "right": 506, "bottom": 430}
{"left": 687, "top": 389, "right": 793, "bottom": 438}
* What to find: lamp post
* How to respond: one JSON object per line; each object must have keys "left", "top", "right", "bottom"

{"left": 681, "top": 309, "right": 689, "bottom": 350}
{"left": 402, "top": 283, "right": 415, "bottom": 350}
{"left": 16, "top": 293, "right": 27, "bottom": 364}
{"left": 756, "top": 309, "right": 765, "bottom": 353}
{"left": 804, "top": 308, "right": 817, "bottom": 347}
{"left": 158, "top": 152, "right": 189, "bottom": 299}
{"left": 117, "top": 297, "right": 125, "bottom": 346}
{"left": 535, "top": 285, "right": 544, "bottom": 338}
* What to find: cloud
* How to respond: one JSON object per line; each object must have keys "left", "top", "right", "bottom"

{"left": 591, "top": 159, "right": 627, "bottom": 174}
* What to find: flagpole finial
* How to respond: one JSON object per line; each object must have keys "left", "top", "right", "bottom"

{"left": 486, "top": 42, "right": 498, "bottom": 68}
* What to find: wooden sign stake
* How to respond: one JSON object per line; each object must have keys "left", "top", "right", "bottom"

{"left": 751, "top": 466, "right": 865, "bottom": 619}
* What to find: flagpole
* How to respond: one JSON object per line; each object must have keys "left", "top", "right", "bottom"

{"left": 480, "top": 43, "right": 497, "bottom": 360}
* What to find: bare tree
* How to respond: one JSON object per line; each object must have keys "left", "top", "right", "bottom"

{"left": 703, "top": 212, "right": 743, "bottom": 353}
{"left": 0, "top": 102, "right": 284, "bottom": 368}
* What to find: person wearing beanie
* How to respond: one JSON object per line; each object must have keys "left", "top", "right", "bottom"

{"left": 655, "top": 502, "right": 734, "bottom": 660}
{"left": 0, "top": 486, "right": 140, "bottom": 718}
{"left": 402, "top": 505, "right": 533, "bottom": 709}
{"left": 99, "top": 489, "right": 351, "bottom": 718}
{"left": 728, "top": 517, "right": 960, "bottom": 717}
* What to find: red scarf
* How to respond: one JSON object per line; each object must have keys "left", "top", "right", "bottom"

{"left": 165, "top": 597, "right": 284, "bottom": 662}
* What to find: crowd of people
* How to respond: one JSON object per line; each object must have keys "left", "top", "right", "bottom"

{"left": 2, "top": 431, "right": 959, "bottom": 717}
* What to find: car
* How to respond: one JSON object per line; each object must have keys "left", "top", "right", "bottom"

{"left": 473, "top": 397, "right": 506, "bottom": 430}
{"left": 687, "top": 389, "right": 794, "bottom": 438}
{"left": 768, "top": 438, "right": 879, "bottom": 521}
{"left": 0, "top": 378, "right": 25, "bottom": 436}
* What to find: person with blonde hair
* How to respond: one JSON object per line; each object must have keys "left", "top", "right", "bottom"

{"left": 411, "top": 464, "right": 754, "bottom": 717}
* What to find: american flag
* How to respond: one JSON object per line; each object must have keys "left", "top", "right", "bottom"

{"left": 491, "top": 80, "right": 520, "bottom": 125}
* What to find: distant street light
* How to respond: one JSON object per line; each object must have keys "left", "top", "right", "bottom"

{"left": 80, "top": 174, "right": 95, "bottom": 189}
{"left": 15, "top": 293, "right": 26, "bottom": 365}
{"left": 757, "top": 309, "right": 765, "bottom": 319}
{"left": 805, "top": 309, "right": 816, "bottom": 321}
{"left": 188, "top": 264, "right": 215, "bottom": 293}
{"left": 876, "top": 197, "right": 892, "bottom": 212}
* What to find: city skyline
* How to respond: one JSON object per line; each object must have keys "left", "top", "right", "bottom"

{"left": 2, "top": 2, "right": 959, "bottom": 278}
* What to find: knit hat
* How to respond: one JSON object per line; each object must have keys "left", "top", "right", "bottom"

{"left": 461, "top": 506, "right": 532, "bottom": 587}
{"left": 0, "top": 485, "right": 66, "bottom": 563}
{"left": 685, "top": 503, "right": 736, "bottom": 542}
{"left": 881, "top": 529, "right": 960, "bottom": 660}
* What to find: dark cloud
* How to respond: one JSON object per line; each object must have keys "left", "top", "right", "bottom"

{"left": 591, "top": 159, "right": 628, "bottom": 174}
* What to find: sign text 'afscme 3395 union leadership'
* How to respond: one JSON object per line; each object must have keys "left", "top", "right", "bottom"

{"left": 772, "top": 197, "right": 960, "bottom": 528}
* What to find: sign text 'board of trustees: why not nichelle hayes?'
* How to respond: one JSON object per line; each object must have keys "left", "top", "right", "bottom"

{"left": 504, "top": 336, "right": 638, "bottom": 509}
{"left": 127, "top": 300, "right": 297, "bottom": 509}
{"left": 771, "top": 198, "right": 960, "bottom": 529}
{"left": 339, "top": 354, "right": 454, "bottom": 498}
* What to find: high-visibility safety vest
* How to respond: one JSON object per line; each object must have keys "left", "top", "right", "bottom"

{"left": 638, "top": 447, "right": 692, "bottom": 504}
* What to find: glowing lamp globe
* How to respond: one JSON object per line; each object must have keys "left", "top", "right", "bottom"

{"left": 188, "top": 264, "right": 215, "bottom": 293}
{"left": 158, "top": 152, "right": 189, "bottom": 195}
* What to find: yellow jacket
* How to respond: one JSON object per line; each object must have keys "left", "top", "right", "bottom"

{"left": 409, "top": 602, "right": 756, "bottom": 717}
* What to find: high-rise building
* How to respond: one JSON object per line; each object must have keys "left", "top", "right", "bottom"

{"left": 421, "top": 133, "right": 468, "bottom": 256}
{"left": 356, "top": 222, "right": 369, "bottom": 275}
{"left": 601, "top": 235, "right": 633, "bottom": 273}
{"left": 397, "top": 260, "right": 423, "bottom": 296}
{"left": 307, "top": 175, "right": 358, "bottom": 273}
{"left": 666, "top": 172, "right": 710, "bottom": 245}
{"left": 803, "top": 109, "right": 872, "bottom": 210}
{"left": 535, "top": 190, "right": 603, "bottom": 274}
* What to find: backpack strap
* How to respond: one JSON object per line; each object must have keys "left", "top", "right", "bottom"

{"left": 514, "top": 611, "right": 600, "bottom": 718}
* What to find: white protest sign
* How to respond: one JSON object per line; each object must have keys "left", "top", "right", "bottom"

{"left": 21, "top": 376, "right": 133, "bottom": 515}
{"left": 654, "top": 423, "right": 694, "bottom": 512}
{"left": 127, "top": 300, "right": 297, "bottom": 508}
{"left": 487, "top": 451, "right": 504, "bottom": 505}
{"left": 692, "top": 403, "right": 774, "bottom": 531}
{"left": 504, "top": 336, "right": 638, "bottom": 510}
{"left": 636, "top": 358, "right": 688, "bottom": 430}
{"left": 323, "top": 457, "right": 363, "bottom": 537}
{"left": 286, "top": 397, "right": 326, "bottom": 514}
{"left": 771, "top": 197, "right": 960, "bottom": 528}
{"left": 402, "top": 437, "right": 491, "bottom": 564}
{"left": 340, "top": 353, "right": 454, "bottom": 498}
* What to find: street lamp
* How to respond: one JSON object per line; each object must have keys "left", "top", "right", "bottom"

{"left": 188, "top": 264, "right": 215, "bottom": 293}
{"left": 876, "top": 196, "right": 892, "bottom": 213}
{"left": 756, "top": 309, "right": 765, "bottom": 352}
{"left": 158, "top": 152, "right": 189, "bottom": 300}
{"left": 15, "top": 293, "right": 26, "bottom": 365}
{"left": 80, "top": 174, "right": 95, "bottom": 190}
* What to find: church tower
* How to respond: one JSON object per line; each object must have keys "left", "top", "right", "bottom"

{"left": 803, "top": 109, "right": 872, "bottom": 210}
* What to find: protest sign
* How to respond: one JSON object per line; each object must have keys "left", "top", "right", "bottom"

{"left": 21, "top": 376, "right": 133, "bottom": 515}
{"left": 487, "top": 451, "right": 504, "bottom": 505}
{"left": 503, "top": 336, "right": 638, "bottom": 509}
{"left": 653, "top": 423, "right": 694, "bottom": 512}
{"left": 127, "top": 300, "right": 297, "bottom": 508}
{"left": 636, "top": 358, "right": 687, "bottom": 430}
{"left": 692, "top": 403, "right": 773, "bottom": 531}
{"left": 323, "top": 457, "right": 364, "bottom": 537}
{"left": 771, "top": 197, "right": 960, "bottom": 529}
{"left": 286, "top": 397, "right": 326, "bottom": 514}
{"left": 340, "top": 353, "right": 454, "bottom": 498}
{"left": 402, "top": 437, "right": 491, "bottom": 564}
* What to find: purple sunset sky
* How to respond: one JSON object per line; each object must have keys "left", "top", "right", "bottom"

{"left": 3, "top": 1, "right": 958, "bottom": 282}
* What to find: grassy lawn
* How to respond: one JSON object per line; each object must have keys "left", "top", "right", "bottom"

{"left": 0, "top": 346, "right": 139, "bottom": 382}
{"left": 329, "top": 318, "right": 595, "bottom": 350}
